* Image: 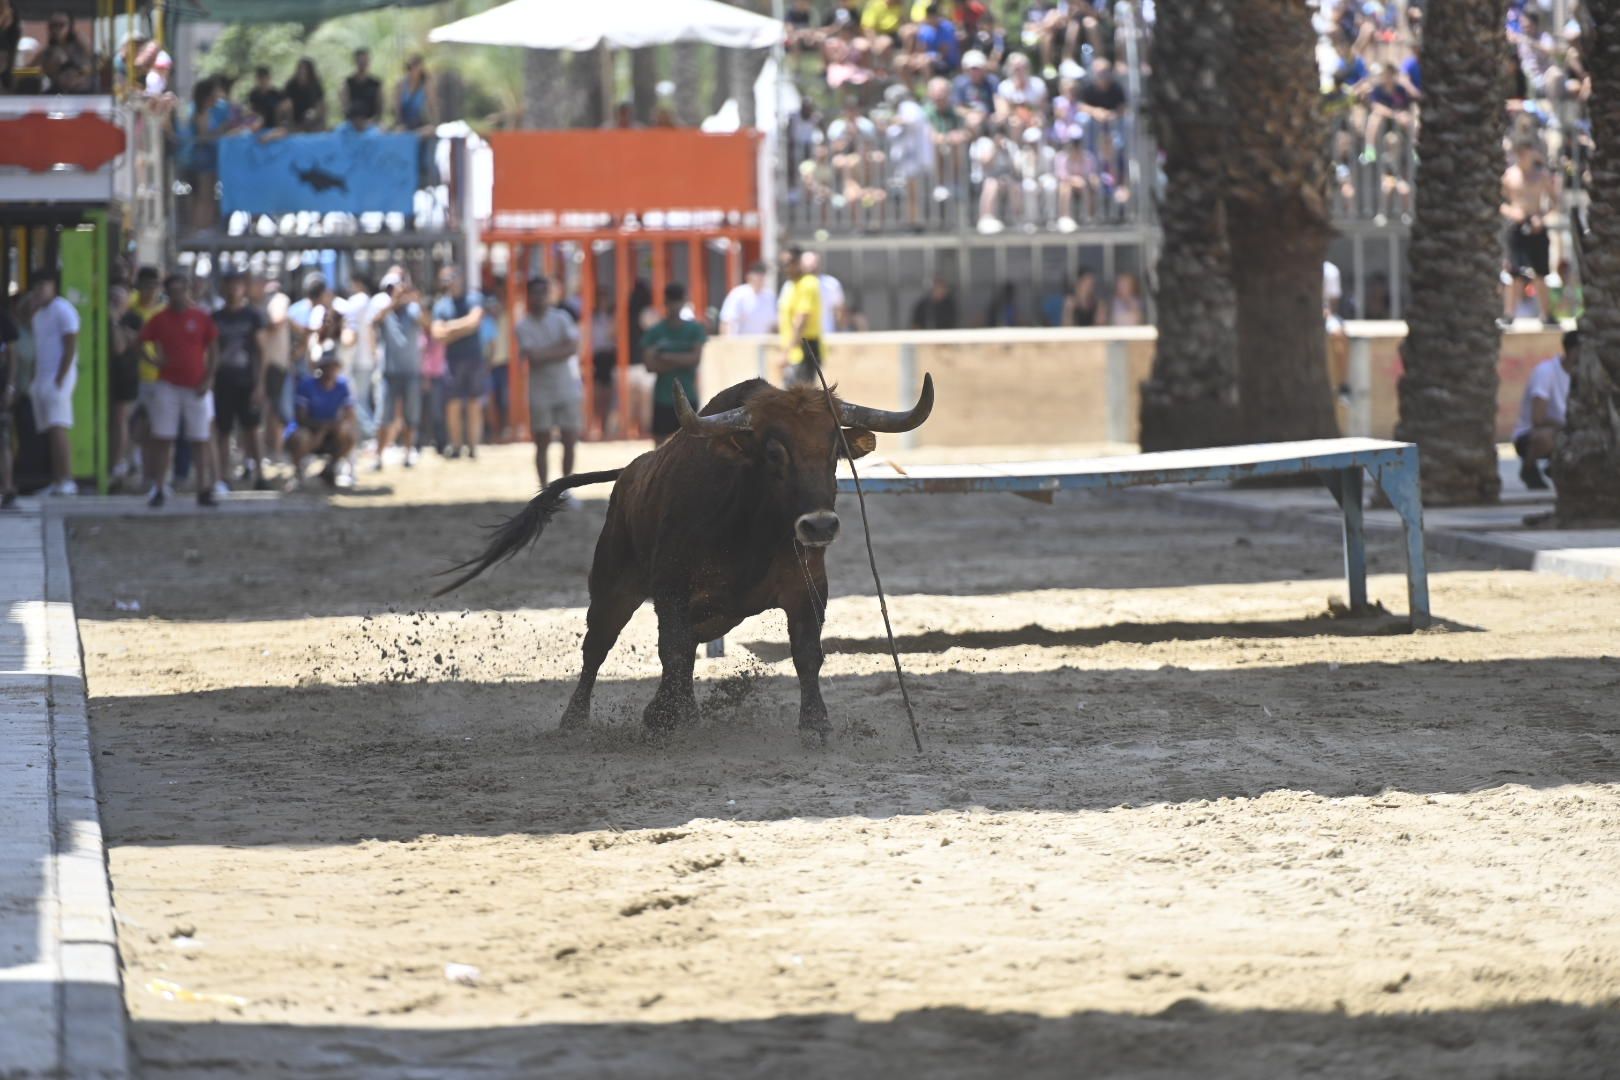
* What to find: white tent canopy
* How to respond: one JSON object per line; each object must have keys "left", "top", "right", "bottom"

{"left": 428, "top": 0, "right": 783, "bottom": 51}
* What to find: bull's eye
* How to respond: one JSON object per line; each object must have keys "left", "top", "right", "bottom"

{"left": 766, "top": 442, "right": 789, "bottom": 468}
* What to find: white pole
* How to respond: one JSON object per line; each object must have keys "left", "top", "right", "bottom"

{"left": 765, "top": 0, "right": 787, "bottom": 290}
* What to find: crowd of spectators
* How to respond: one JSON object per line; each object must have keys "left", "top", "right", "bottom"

{"left": 783, "top": 1, "right": 1142, "bottom": 235}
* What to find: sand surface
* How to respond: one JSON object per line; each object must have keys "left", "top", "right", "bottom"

{"left": 72, "top": 444, "right": 1620, "bottom": 1078}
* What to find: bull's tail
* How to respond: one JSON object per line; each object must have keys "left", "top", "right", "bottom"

{"left": 434, "top": 469, "right": 622, "bottom": 596}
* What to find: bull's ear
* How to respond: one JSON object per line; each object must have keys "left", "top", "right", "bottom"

{"left": 843, "top": 428, "right": 877, "bottom": 460}
{"left": 710, "top": 433, "right": 754, "bottom": 462}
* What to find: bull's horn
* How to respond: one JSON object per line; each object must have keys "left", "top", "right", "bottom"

{"left": 675, "top": 383, "right": 751, "bottom": 436}
{"left": 837, "top": 373, "right": 935, "bottom": 433}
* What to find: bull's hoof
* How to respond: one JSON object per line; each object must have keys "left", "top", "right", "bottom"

{"left": 798, "top": 726, "right": 830, "bottom": 749}
{"left": 559, "top": 704, "right": 589, "bottom": 730}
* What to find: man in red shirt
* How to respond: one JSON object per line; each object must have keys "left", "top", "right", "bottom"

{"left": 138, "top": 273, "right": 220, "bottom": 508}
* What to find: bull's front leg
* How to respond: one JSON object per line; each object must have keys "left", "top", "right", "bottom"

{"left": 644, "top": 595, "right": 700, "bottom": 731}
{"left": 785, "top": 584, "right": 830, "bottom": 742}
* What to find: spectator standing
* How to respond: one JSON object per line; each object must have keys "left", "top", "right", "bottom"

{"left": 431, "top": 267, "right": 487, "bottom": 459}
{"left": 910, "top": 277, "right": 959, "bottom": 329}
{"left": 138, "top": 273, "right": 219, "bottom": 508}
{"left": 0, "top": 297, "right": 17, "bottom": 507}
{"left": 373, "top": 272, "right": 425, "bottom": 470}
{"left": 339, "top": 271, "right": 387, "bottom": 440}
{"left": 418, "top": 313, "right": 449, "bottom": 454}
{"left": 284, "top": 58, "right": 327, "bottom": 132}
{"left": 777, "top": 250, "right": 824, "bottom": 385}
{"left": 183, "top": 78, "right": 223, "bottom": 231}
{"left": 259, "top": 279, "right": 293, "bottom": 462}
{"left": 39, "top": 13, "right": 91, "bottom": 92}
{"left": 396, "top": 55, "right": 435, "bottom": 131}
{"left": 483, "top": 289, "right": 511, "bottom": 441}
{"left": 108, "top": 284, "right": 144, "bottom": 489}
{"left": 517, "top": 276, "right": 584, "bottom": 487}
{"left": 248, "top": 66, "right": 287, "bottom": 129}
{"left": 719, "top": 263, "right": 776, "bottom": 335}
{"left": 1, "top": 0, "right": 21, "bottom": 93}
{"left": 211, "top": 273, "right": 269, "bottom": 491}
{"left": 589, "top": 297, "right": 619, "bottom": 437}
{"left": 341, "top": 48, "right": 383, "bottom": 129}
{"left": 29, "top": 274, "right": 80, "bottom": 496}
{"left": 1501, "top": 139, "right": 1561, "bottom": 327}
{"left": 642, "top": 282, "right": 707, "bottom": 445}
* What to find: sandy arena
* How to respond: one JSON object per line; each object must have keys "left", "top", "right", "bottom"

{"left": 71, "top": 443, "right": 1620, "bottom": 1078}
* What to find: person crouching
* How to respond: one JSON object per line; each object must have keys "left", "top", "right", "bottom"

{"left": 285, "top": 350, "right": 358, "bottom": 489}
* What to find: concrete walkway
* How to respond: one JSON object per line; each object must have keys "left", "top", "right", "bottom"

{"left": 0, "top": 504, "right": 129, "bottom": 1079}
{"left": 1128, "top": 458, "right": 1620, "bottom": 583}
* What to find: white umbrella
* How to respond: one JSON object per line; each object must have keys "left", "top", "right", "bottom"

{"left": 428, "top": 0, "right": 783, "bottom": 51}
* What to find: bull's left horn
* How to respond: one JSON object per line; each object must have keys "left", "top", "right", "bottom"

{"left": 837, "top": 373, "right": 935, "bottom": 433}
{"left": 675, "top": 383, "right": 752, "bottom": 436}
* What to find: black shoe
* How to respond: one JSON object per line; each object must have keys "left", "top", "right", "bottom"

{"left": 1496, "top": 317, "right": 1514, "bottom": 330}
{"left": 1519, "top": 458, "right": 1549, "bottom": 490}
{"left": 148, "top": 487, "right": 166, "bottom": 509}
{"left": 197, "top": 489, "right": 218, "bottom": 508}
{"left": 0, "top": 492, "right": 16, "bottom": 510}
{"left": 446, "top": 446, "right": 462, "bottom": 460}
{"left": 320, "top": 461, "right": 338, "bottom": 488}
{"left": 466, "top": 445, "right": 477, "bottom": 461}
{"left": 1543, "top": 315, "right": 1562, "bottom": 328}
{"left": 253, "top": 473, "right": 272, "bottom": 492}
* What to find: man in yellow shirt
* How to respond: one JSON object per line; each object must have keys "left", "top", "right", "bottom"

{"left": 861, "top": 0, "right": 907, "bottom": 56}
{"left": 777, "top": 248, "right": 824, "bottom": 386}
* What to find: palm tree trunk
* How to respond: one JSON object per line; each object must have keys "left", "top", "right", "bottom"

{"left": 1395, "top": 0, "right": 1508, "bottom": 505}
{"left": 1138, "top": 0, "right": 1240, "bottom": 450}
{"left": 522, "top": 50, "right": 570, "bottom": 129}
{"left": 673, "top": 42, "right": 704, "bottom": 125}
{"left": 632, "top": 48, "right": 659, "bottom": 124}
{"left": 1227, "top": 0, "right": 1338, "bottom": 443}
{"left": 1554, "top": 0, "right": 1620, "bottom": 521}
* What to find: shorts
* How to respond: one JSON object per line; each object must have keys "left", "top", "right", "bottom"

{"left": 379, "top": 373, "right": 423, "bottom": 429}
{"left": 446, "top": 356, "right": 488, "bottom": 401}
{"left": 287, "top": 426, "right": 344, "bottom": 457}
{"left": 593, "top": 374, "right": 618, "bottom": 413}
{"left": 111, "top": 355, "right": 141, "bottom": 405}
{"left": 530, "top": 395, "right": 583, "bottom": 436}
{"left": 148, "top": 380, "right": 214, "bottom": 442}
{"left": 30, "top": 369, "right": 77, "bottom": 430}
{"left": 651, "top": 401, "right": 680, "bottom": 439}
{"left": 214, "top": 367, "right": 262, "bottom": 437}
{"left": 265, "top": 366, "right": 291, "bottom": 423}
{"left": 1507, "top": 223, "right": 1550, "bottom": 279}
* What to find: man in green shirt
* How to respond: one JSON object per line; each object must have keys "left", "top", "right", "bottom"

{"left": 641, "top": 282, "right": 707, "bottom": 445}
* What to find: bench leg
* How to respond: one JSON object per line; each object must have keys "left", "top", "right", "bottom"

{"left": 1374, "top": 449, "right": 1432, "bottom": 630}
{"left": 1324, "top": 467, "right": 1368, "bottom": 615}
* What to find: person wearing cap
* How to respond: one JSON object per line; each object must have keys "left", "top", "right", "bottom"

{"left": 138, "top": 273, "right": 220, "bottom": 508}
{"left": 952, "top": 49, "right": 999, "bottom": 117}
{"left": 285, "top": 351, "right": 358, "bottom": 489}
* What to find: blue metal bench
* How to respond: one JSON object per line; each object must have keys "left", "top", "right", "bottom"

{"left": 704, "top": 438, "right": 1430, "bottom": 658}
{"left": 840, "top": 437, "right": 1431, "bottom": 629}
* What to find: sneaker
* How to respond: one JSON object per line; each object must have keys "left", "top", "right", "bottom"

{"left": 1496, "top": 317, "right": 1515, "bottom": 330}
{"left": 372, "top": 456, "right": 386, "bottom": 473}
{"left": 147, "top": 486, "right": 166, "bottom": 509}
{"left": 320, "top": 461, "right": 338, "bottom": 488}
{"left": 466, "top": 445, "right": 477, "bottom": 461}
{"left": 976, "top": 216, "right": 1004, "bottom": 235}
{"left": 197, "top": 488, "right": 218, "bottom": 508}
{"left": 49, "top": 480, "right": 79, "bottom": 497}
{"left": 213, "top": 480, "right": 231, "bottom": 497}
{"left": 1543, "top": 315, "right": 1562, "bottom": 328}
{"left": 1359, "top": 146, "right": 1378, "bottom": 164}
{"left": 0, "top": 492, "right": 16, "bottom": 510}
{"left": 446, "top": 446, "right": 462, "bottom": 460}
{"left": 404, "top": 449, "right": 419, "bottom": 469}
{"left": 1056, "top": 215, "right": 1078, "bottom": 233}
{"left": 1519, "top": 457, "right": 1550, "bottom": 490}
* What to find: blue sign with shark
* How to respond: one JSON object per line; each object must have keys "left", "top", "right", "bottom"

{"left": 219, "top": 128, "right": 420, "bottom": 217}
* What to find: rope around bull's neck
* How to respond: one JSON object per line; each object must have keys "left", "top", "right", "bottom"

{"left": 810, "top": 362, "right": 924, "bottom": 754}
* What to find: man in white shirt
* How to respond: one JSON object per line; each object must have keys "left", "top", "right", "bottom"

{"left": 29, "top": 273, "right": 81, "bottom": 496}
{"left": 1513, "top": 328, "right": 1577, "bottom": 490}
{"left": 516, "top": 275, "right": 583, "bottom": 490}
{"left": 339, "top": 271, "right": 390, "bottom": 438}
{"left": 718, "top": 262, "right": 776, "bottom": 335}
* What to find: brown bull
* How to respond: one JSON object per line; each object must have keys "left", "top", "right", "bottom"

{"left": 438, "top": 375, "right": 934, "bottom": 736}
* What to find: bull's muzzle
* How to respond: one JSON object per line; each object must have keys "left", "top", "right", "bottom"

{"left": 795, "top": 511, "right": 841, "bottom": 547}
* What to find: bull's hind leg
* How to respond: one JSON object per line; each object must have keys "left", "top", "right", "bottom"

{"left": 560, "top": 586, "right": 642, "bottom": 729}
{"left": 643, "top": 596, "right": 700, "bottom": 731}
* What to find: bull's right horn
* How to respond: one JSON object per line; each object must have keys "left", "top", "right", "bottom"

{"left": 675, "top": 383, "right": 752, "bottom": 436}
{"left": 837, "top": 373, "right": 935, "bottom": 433}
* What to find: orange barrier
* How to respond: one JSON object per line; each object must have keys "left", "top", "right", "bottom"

{"left": 489, "top": 130, "right": 760, "bottom": 217}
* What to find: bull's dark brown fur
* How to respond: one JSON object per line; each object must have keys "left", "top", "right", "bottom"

{"left": 440, "top": 378, "right": 905, "bottom": 736}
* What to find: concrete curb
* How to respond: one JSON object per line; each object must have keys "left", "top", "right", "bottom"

{"left": 44, "top": 517, "right": 132, "bottom": 1080}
